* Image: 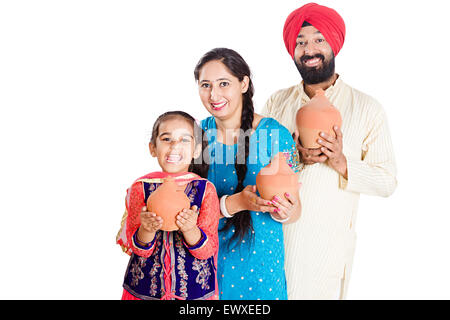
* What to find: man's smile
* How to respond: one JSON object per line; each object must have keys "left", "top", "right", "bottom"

{"left": 303, "top": 57, "right": 322, "bottom": 67}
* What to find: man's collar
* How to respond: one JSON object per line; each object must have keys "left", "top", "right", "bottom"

{"left": 299, "top": 74, "right": 342, "bottom": 97}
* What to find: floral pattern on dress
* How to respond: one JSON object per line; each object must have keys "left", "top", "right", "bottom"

{"left": 130, "top": 256, "right": 146, "bottom": 287}
{"left": 185, "top": 181, "right": 199, "bottom": 203}
{"left": 120, "top": 174, "right": 219, "bottom": 300}
{"left": 175, "top": 233, "right": 188, "bottom": 298}
{"left": 282, "top": 147, "right": 301, "bottom": 173}
{"left": 192, "top": 258, "right": 211, "bottom": 290}
{"left": 149, "top": 233, "right": 162, "bottom": 296}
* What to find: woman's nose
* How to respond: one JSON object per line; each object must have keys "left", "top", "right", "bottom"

{"left": 210, "top": 85, "right": 220, "bottom": 101}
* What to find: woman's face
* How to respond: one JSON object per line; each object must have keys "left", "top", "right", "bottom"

{"left": 149, "top": 117, "right": 201, "bottom": 174}
{"left": 197, "top": 60, "right": 249, "bottom": 122}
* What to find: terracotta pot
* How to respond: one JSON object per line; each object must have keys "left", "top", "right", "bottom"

{"left": 256, "top": 152, "right": 299, "bottom": 201}
{"left": 296, "top": 89, "right": 342, "bottom": 149}
{"left": 146, "top": 176, "right": 191, "bottom": 231}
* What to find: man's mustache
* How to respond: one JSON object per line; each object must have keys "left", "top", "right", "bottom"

{"left": 300, "top": 54, "right": 325, "bottom": 64}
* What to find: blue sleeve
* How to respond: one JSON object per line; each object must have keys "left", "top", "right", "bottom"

{"left": 270, "top": 120, "right": 301, "bottom": 173}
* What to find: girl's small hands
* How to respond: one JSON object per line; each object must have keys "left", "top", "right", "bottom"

{"left": 176, "top": 205, "right": 199, "bottom": 233}
{"left": 140, "top": 206, "right": 163, "bottom": 233}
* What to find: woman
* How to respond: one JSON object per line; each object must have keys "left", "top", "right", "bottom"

{"left": 194, "top": 48, "right": 302, "bottom": 300}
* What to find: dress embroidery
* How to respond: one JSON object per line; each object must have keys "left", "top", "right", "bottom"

{"left": 119, "top": 173, "right": 218, "bottom": 300}
{"left": 201, "top": 116, "right": 291, "bottom": 300}
{"left": 282, "top": 146, "right": 301, "bottom": 173}
{"left": 192, "top": 258, "right": 211, "bottom": 290}
{"left": 175, "top": 233, "right": 188, "bottom": 298}
{"left": 149, "top": 233, "right": 162, "bottom": 296}
{"left": 130, "top": 256, "right": 146, "bottom": 287}
{"left": 185, "top": 181, "right": 199, "bottom": 203}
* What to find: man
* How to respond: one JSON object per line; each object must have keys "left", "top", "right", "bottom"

{"left": 262, "top": 3, "right": 397, "bottom": 299}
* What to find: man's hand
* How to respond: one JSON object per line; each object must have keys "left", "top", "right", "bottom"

{"left": 293, "top": 130, "right": 327, "bottom": 165}
{"left": 317, "top": 126, "right": 348, "bottom": 179}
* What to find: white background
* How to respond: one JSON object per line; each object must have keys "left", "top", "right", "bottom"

{"left": 1, "top": 0, "right": 449, "bottom": 299}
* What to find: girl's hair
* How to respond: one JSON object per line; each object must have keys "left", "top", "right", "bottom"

{"left": 150, "top": 111, "right": 209, "bottom": 179}
{"left": 194, "top": 48, "right": 255, "bottom": 245}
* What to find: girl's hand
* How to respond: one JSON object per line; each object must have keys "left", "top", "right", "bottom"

{"left": 177, "top": 205, "right": 203, "bottom": 247}
{"left": 137, "top": 206, "right": 162, "bottom": 245}
{"left": 176, "top": 205, "right": 199, "bottom": 233}
{"left": 140, "top": 206, "right": 163, "bottom": 233}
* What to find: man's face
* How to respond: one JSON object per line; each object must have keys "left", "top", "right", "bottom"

{"left": 294, "top": 25, "right": 335, "bottom": 84}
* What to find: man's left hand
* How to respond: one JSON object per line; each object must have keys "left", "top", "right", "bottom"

{"left": 317, "top": 126, "right": 348, "bottom": 179}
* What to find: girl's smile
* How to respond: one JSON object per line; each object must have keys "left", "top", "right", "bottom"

{"left": 149, "top": 117, "right": 201, "bottom": 173}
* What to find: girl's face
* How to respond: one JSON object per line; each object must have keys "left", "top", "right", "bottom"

{"left": 197, "top": 60, "right": 249, "bottom": 122}
{"left": 149, "top": 117, "right": 201, "bottom": 174}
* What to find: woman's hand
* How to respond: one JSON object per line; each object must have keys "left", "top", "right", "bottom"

{"left": 226, "top": 185, "right": 278, "bottom": 216}
{"left": 269, "top": 189, "right": 302, "bottom": 224}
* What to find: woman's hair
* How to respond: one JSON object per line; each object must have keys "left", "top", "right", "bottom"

{"left": 150, "top": 111, "right": 209, "bottom": 179}
{"left": 194, "top": 48, "right": 255, "bottom": 245}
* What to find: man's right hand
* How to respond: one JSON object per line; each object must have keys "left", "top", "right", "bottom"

{"left": 293, "top": 130, "right": 327, "bottom": 165}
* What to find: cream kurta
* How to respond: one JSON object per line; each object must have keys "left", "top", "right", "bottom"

{"left": 262, "top": 77, "right": 397, "bottom": 299}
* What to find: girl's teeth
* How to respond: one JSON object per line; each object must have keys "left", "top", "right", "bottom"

{"left": 167, "top": 155, "right": 182, "bottom": 163}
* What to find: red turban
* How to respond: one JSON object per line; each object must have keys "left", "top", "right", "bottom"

{"left": 283, "top": 3, "right": 346, "bottom": 59}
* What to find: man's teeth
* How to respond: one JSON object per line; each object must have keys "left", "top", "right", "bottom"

{"left": 305, "top": 58, "right": 320, "bottom": 65}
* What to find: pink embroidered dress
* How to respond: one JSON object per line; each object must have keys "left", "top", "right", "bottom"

{"left": 116, "top": 172, "right": 220, "bottom": 300}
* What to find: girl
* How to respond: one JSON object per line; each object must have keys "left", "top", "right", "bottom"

{"left": 194, "top": 48, "right": 302, "bottom": 300}
{"left": 116, "top": 111, "right": 220, "bottom": 300}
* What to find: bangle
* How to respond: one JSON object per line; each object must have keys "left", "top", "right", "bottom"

{"left": 135, "top": 230, "right": 155, "bottom": 248}
{"left": 270, "top": 213, "right": 290, "bottom": 223}
{"left": 220, "top": 195, "right": 234, "bottom": 218}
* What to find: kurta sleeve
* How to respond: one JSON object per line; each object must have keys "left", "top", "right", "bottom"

{"left": 118, "top": 182, "right": 157, "bottom": 258}
{"left": 339, "top": 107, "right": 397, "bottom": 197}
{"left": 185, "top": 181, "right": 220, "bottom": 260}
{"left": 277, "top": 124, "right": 301, "bottom": 173}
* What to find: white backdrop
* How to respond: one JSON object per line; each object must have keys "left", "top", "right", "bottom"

{"left": 1, "top": 0, "right": 449, "bottom": 299}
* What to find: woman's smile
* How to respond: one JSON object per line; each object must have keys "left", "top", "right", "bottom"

{"left": 211, "top": 101, "right": 227, "bottom": 111}
{"left": 198, "top": 60, "right": 249, "bottom": 122}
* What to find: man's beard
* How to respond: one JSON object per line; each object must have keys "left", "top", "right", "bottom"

{"left": 295, "top": 53, "right": 335, "bottom": 85}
